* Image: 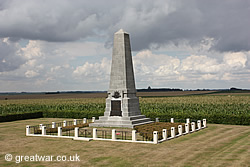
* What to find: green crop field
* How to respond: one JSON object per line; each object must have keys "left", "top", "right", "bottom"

{"left": 0, "top": 93, "right": 249, "bottom": 125}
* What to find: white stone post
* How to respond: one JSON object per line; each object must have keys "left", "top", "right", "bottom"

{"left": 93, "top": 128, "right": 97, "bottom": 139}
{"left": 26, "top": 125, "right": 30, "bottom": 136}
{"left": 155, "top": 118, "right": 159, "bottom": 122}
{"left": 185, "top": 123, "right": 189, "bottom": 134}
{"left": 63, "top": 120, "right": 67, "bottom": 127}
{"left": 42, "top": 126, "right": 46, "bottom": 135}
{"left": 171, "top": 127, "right": 175, "bottom": 138}
{"left": 74, "top": 127, "right": 79, "bottom": 138}
{"left": 153, "top": 131, "right": 158, "bottom": 144}
{"left": 171, "top": 118, "right": 174, "bottom": 123}
{"left": 178, "top": 125, "right": 182, "bottom": 136}
{"left": 197, "top": 120, "right": 201, "bottom": 130}
{"left": 74, "top": 119, "right": 77, "bottom": 125}
{"left": 39, "top": 124, "right": 43, "bottom": 130}
{"left": 58, "top": 127, "right": 62, "bottom": 136}
{"left": 112, "top": 129, "right": 116, "bottom": 141}
{"left": 52, "top": 122, "right": 56, "bottom": 128}
{"left": 83, "top": 118, "right": 87, "bottom": 124}
{"left": 203, "top": 119, "right": 207, "bottom": 128}
{"left": 162, "top": 129, "right": 167, "bottom": 140}
{"left": 132, "top": 130, "right": 137, "bottom": 141}
{"left": 92, "top": 117, "right": 95, "bottom": 123}
{"left": 186, "top": 118, "right": 190, "bottom": 124}
{"left": 191, "top": 122, "right": 196, "bottom": 132}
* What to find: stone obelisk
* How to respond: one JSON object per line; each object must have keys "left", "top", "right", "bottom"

{"left": 90, "top": 29, "right": 152, "bottom": 128}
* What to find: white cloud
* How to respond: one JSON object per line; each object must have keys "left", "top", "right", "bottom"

{"left": 223, "top": 52, "right": 247, "bottom": 69}
{"left": 35, "top": 77, "right": 54, "bottom": 86}
{"left": 155, "top": 58, "right": 180, "bottom": 76}
{"left": 132, "top": 50, "right": 250, "bottom": 88}
{"left": 25, "top": 70, "right": 39, "bottom": 78}
{"left": 1, "top": 36, "right": 250, "bottom": 92}
{"left": 133, "top": 50, "right": 180, "bottom": 76}
{"left": 200, "top": 74, "right": 218, "bottom": 81}
{"left": 221, "top": 73, "right": 234, "bottom": 81}
{"left": 73, "top": 58, "right": 110, "bottom": 78}
{"left": 21, "top": 40, "right": 43, "bottom": 59}
{"left": 178, "top": 75, "right": 186, "bottom": 81}
{"left": 180, "top": 55, "right": 222, "bottom": 73}
{"left": 0, "top": 38, "right": 112, "bottom": 91}
{"left": 50, "top": 64, "right": 69, "bottom": 72}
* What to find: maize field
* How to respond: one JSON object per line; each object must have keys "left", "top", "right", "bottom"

{"left": 0, "top": 95, "right": 249, "bottom": 125}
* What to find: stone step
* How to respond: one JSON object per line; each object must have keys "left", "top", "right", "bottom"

{"left": 129, "top": 115, "right": 146, "bottom": 120}
{"left": 91, "top": 118, "right": 153, "bottom": 126}
{"left": 89, "top": 122, "right": 134, "bottom": 128}
{"left": 98, "top": 115, "right": 147, "bottom": 121}
{"left": 90, "top": 115, "right": 153, "bottom": 128}
{"left": 92, "top": 120, "right": 132, "bottom": 125}
{"left": 90, "top": 121, "right": 154, "bottom": 128}
{"left": 133, "top": 121, "right": 154, "bottom": 127}
{"left": 131, "top": 118, "right": 152, "bottom": 125}
{"left": 90, "top": 120, "right": 154, "bottom": 128}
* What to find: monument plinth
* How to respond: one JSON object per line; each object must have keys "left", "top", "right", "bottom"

{"left": 90, "top": 29, "right": 152, "bottom": 128}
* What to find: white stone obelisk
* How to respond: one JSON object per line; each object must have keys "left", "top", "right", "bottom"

{"left": 90, "top": 29, "right": 152, "bottom": 128}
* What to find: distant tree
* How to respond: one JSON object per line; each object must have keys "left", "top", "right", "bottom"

{"left": 230, "top": 87, "right": 242, "bottom": 91}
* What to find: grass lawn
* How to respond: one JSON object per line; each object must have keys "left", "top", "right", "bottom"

{"left": 0, "top": 118, "right": 249, "bottom": 167}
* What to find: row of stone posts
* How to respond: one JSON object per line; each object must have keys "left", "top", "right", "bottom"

{"left": 152, "top": 119, "right": 207, "bottom": 144}
{"left": 37, "top": 117, "right": 96, "bottom": 130}
{"left": 90, "top": 128, "right": 138, "bottom": 141}
{"left": 73, "top": 128, "right": 141, "bottom": 143}
{"left": 26, "top": 117, "right": 96, "bottom": 136}
{"left": 61, "top": 117, "right": 95, "bottom": 127}
{"left": 26, "top": 125, "right": 158, "bottom": 143}
{"left": 26, "top": 118, "right": 206, "bottom": 144}
{"left": 155, "top": 118, "right": 207, "bottom": 128}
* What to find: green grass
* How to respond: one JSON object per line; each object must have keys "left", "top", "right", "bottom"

{"left": 3, "top": 118, "right": 249, "bottom": 166}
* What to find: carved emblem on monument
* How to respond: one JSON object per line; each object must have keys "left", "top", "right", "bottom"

{"left": 112, "top": 91, "right": 121, "bottom": 98}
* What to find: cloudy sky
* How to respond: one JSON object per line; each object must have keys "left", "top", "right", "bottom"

{"left": 0, "top": 0, "right": 250, "bottom": 92}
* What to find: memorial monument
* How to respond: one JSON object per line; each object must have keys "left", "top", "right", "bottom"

{"left": 90, "top": 29, "right": 153, "bottom": 128}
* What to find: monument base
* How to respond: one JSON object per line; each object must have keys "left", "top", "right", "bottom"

{"left": 89, "top": 115, "right": 153, "bottom": 128}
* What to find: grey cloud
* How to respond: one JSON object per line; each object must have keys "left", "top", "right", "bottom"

{"left": 0, "top": 0, "right": 249, "bottom": 52}
{"left": 128, "top": 0, "right": 250, "bottom": 52}
{"left": 0, "top": 39, "right": 25, "bottom": 72}
{"left": 0, "top": 0, "right": 115, "bottom": 41}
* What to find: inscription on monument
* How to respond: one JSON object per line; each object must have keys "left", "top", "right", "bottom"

{"left": 110, "top": 101, "right": 122, "bottom": 116}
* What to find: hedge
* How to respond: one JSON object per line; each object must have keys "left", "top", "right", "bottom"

{"left": 1, "top": 110, "right": 249, "bottom": 125}
{"left": 143, "top": 112, "right": 250, "bottom": 125}
{"left": 42, "top": 110, "right": 103, "bottom": 119}
{"left": 0, "top": 111, "right": 43, "bottom": 122}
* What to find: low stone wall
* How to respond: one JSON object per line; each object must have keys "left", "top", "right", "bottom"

{"left": 26, "top": 118, "right": 207, "bottom": 144}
